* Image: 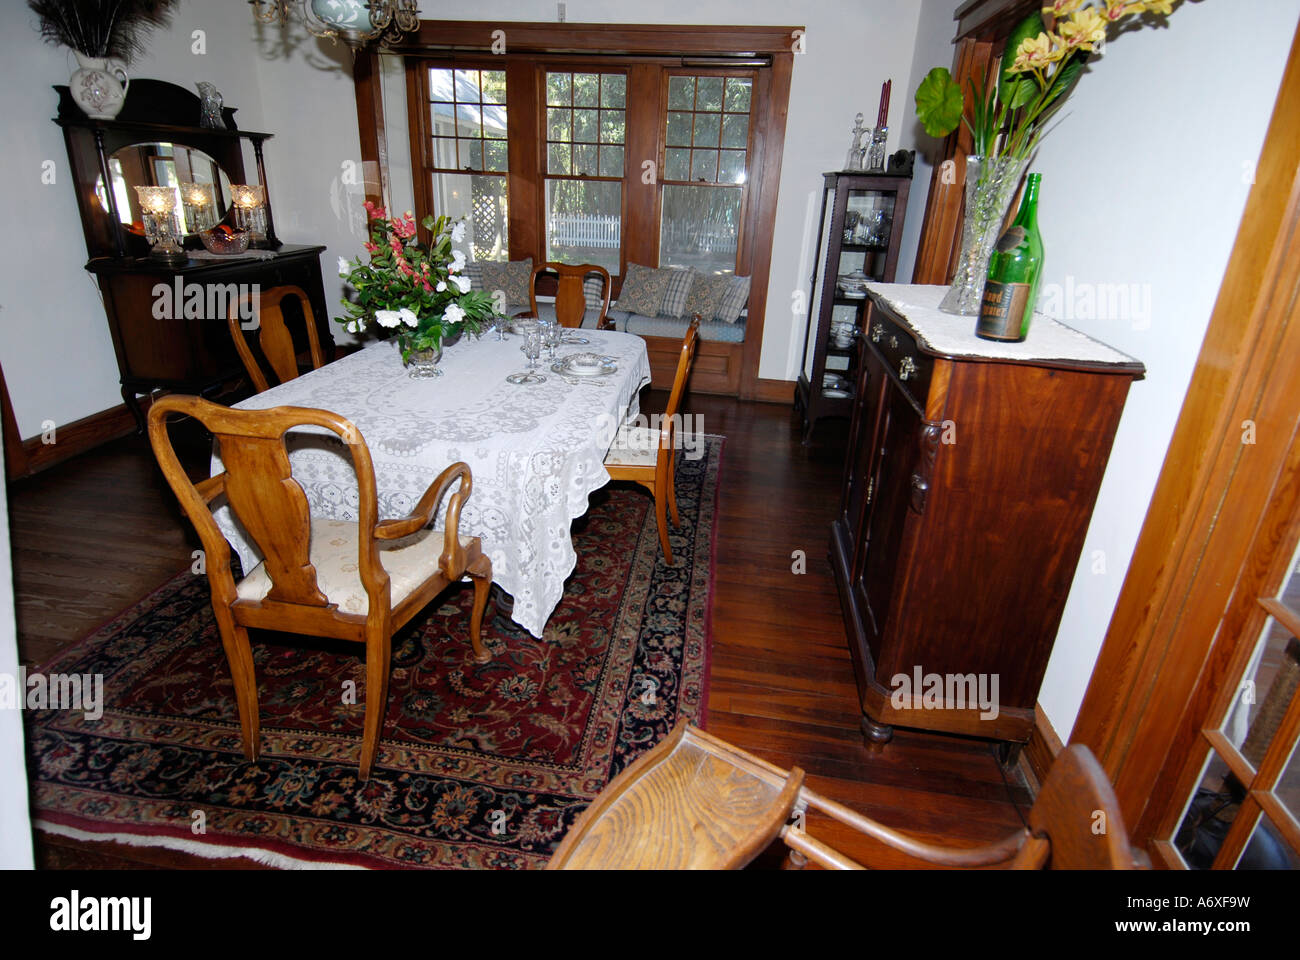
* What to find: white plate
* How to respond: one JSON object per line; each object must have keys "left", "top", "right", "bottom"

{"left": 552, "top": 358, "right": 616, "bottom": 377}
{"left": 562, "top": 352, "right": 615, "bottom": 374}
{"left": 823, "top": 387, "right": 853, "bottom": 399}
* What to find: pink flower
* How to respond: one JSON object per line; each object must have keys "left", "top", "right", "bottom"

{"left": 363, "top": 241, "right": 378, "bottom": 254}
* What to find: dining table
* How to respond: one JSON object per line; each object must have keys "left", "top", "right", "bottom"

{"left": 211, "top": 328, "right": 652, "bottom": 637}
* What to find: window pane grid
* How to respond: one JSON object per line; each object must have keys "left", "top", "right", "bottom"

{"left": 545, "top": 71, "right": 626, "bottom": 179}
{"left": 427, "top": 67, "right": 508, "bottom": 174}
{"left": 662, "top": 73, "right": 752, "bottom": 186}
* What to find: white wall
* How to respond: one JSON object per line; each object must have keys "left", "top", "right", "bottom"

{"left": 896, "top": 0, "right": 965, "bottom": 282}
{"left": 1014, "top": 0, "right": 1300, "bottom": 738}
{"left": 0, "top": 465, "right": 33, "bottom": 869}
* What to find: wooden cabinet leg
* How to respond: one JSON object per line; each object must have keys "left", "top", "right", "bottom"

{"left": 861, "top": 713, "right": 893, "bottom": 744}
{"left": 121, "top": 385, "right": 146, "bottom": 435}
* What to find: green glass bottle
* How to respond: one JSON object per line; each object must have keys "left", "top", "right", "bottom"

{"left": 976, "top": 173, "right": 1044, "bottom": 342}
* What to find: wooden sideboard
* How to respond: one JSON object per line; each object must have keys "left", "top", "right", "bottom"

{"left": 88, "top": 246, "right": 333, "bottom": 430}
{"left": 830, "top": 284, "right": 1144, "bottom": 755}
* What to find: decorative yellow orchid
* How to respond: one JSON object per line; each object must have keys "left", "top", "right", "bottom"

{"left": 1059, "top": 7, "right": 1108, "bottom": 49}
{"left": 1041, "top": 0, "right": 1085, "bottom": 19}
{"left": 1104, "top": 0, "right": 1147, "bottom": 22}
{"left": 1144, "top": 0, "right": 1175, "bottom": 14}
{"left": 1008, "top": 32, "right": 1067, "bottom": 75}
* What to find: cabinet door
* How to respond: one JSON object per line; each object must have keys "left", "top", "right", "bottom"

{"left": 842, "top": 337, "right": 890, "bottom": 580}
{"left": 859, "top": 366, "right": 924, "bottom": 663}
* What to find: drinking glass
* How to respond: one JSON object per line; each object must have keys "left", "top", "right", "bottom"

{"left": 542, "top": 319, "right": 563, "bottom": 361}
{"left": 520, "top": 327, "right": 543, "bottom": 371}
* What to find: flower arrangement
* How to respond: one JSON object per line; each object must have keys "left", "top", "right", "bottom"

{"left": 337, "top": 202, "right": 496, "bottom": 361}
{"left": 915, "top": 0, "right": 1180, "bottom": 161}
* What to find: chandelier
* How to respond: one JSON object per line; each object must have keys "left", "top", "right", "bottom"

{"left": 249, "top": 0, "right": 420, "bottom": 49}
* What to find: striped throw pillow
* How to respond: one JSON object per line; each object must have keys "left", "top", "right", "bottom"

{"left": 716, "top": 274, "right": 751, "bottom": 324}
{"left": 659, "top": 267, "right": 696, "bottom": 318}
{"left": 583, "top": 275, "right": 608, "bottom": 313}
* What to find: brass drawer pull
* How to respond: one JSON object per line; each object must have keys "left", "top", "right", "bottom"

{"left": 871, "top": 322, "right": 884, "bottom": 344}
{"left": 889, "top": 335, "right": 899, "bottom": 350}
{"left": 899, "top": 356, "right": 917, "bottom": 381}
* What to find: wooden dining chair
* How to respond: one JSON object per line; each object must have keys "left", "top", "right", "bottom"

{"left": 527, "top": 262, "right": 612, "bottom": 329}
{"left": 604, "top": 319, "right": 699, "bottom": 565}
{"left": 547, "top": 720, "right": 1147, "bottom": 870}
{"left": 147, "top": 394, "right": 493, "bottom": 781}
{"left": 227, "top": 284, "right": 326, "bottom": 393}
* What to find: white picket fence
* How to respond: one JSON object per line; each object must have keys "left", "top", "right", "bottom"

{"left": 549, "top": 214, "right": 738, "bottom": 255}
{"left": 550, "top": 213, "right": 620, "bottom": 249}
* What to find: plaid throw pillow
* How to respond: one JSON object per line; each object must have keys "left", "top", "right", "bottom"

{"left": 659, "top": 267, "right": 696, "bottom": 318}
{"left": 615, "top": 263, "right": 671, "bottom": 317}
{"left": 683, "top": 271, "right": 731, "bottom": 322}
{"left": 716, "top": 274, "right": 751, "bottom": 324}
{"left": 474, "top": 258, "right": 533, "bottom": 313}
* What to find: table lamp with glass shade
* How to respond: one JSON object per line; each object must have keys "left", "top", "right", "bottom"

{"left": 231, "top": 184, "right": 267, "bottom": 244}
{"left": 134, "top": 186, "right": 186, "bottom": 264}
{"left": 178, "top": 181, "right": 217, "bottom": 233}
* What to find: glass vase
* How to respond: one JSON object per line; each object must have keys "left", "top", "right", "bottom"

{"left": 939, "top": 155, "right": 1029, "bottom": 316}
{"left": 407, "top": 344, "right": 443, "bottom": 379}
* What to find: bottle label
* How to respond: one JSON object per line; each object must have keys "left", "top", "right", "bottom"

{"left": 978, "top": 281, "right": 1031, "bottom": 341}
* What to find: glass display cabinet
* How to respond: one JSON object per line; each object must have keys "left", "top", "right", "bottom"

{"left": 796, "top": 165, "right": 913, "bottom": 444}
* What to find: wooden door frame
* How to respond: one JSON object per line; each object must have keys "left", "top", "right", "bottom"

{"left": 354, "top": 20, "right": 798, "bottom": 401}
{"left": 1070, "top": 20, "right": 1300, "bottom": 851}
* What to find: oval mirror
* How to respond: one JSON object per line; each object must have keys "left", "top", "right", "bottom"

{"left": 95, "top": 142, "right": 235, "bottom": 236}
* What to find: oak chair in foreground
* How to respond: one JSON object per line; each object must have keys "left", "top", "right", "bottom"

{"left": 547, "top": 719, "right": 1147, "bottom": 869}
{"left": 227, "top": 284, "right": 326, "bottom": 393}
{"left": 526, "top": 261, "right": 612, "bottom": 329}
{"left": 147, "top": 395, "right": 493, "bottom": 780}
{"left": 603, "top": 318, "right": 699, "bottom": 565}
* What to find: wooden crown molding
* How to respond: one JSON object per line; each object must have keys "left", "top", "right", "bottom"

{"left": 387, "top": 21, "right": 805, "bottom": 56}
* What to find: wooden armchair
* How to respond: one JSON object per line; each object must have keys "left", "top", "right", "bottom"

{"left": 604, "top": 319, "right": 699, "bottom": 565}
{"left": 548, "top": 720, "right": 1147, "bottom": 869}
{"left": 147, "top": 394, "right": 493, "bottom": 780}
{"left": 227, "top": 284, "right": 326, "bottom": 393}
{"left": 527, "top": 262, "right": 612, "bottom": 329}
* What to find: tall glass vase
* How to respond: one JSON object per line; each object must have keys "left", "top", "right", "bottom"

{"left": 939, "top": 155, "right": 1029, "bottom": 316}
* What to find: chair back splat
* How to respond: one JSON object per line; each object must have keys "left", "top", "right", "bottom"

{"left": 227, "top": 284, "right": 325, "bottom": 393}
{"left": 528, "top": 262, "right": 612, "bottom": 329}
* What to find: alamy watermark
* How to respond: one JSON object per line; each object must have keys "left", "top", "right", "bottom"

{"left": 593, "top": 412, "right": 706, "bottom": 461}
{"left": 890, "top": 666, "right": 1000, "bottom": 721}
{"left": 0, "top": 668, "right": 103, "bottom": 720}
{"left": 1038, "top": 276, "right": 1152, "bottom": 330}
{"left": 152, "top": 278, "right": 260, "bottom": 328}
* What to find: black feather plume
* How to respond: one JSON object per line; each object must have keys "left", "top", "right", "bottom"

{"left": 28, "top": 0, "right": 178, "bottom": 63}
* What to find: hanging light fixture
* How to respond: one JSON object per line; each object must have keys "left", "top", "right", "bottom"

{"left": 249, "top": 0, "right": 420, "bottom": 49}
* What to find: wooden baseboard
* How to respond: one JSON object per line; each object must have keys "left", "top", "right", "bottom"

{"left": 19, "top": 399, "right": 150, "bottom": 476}
{"left": 1023, "top": 702, "right": 1065, "bottom": 789}
{"left": 750, "top": 378, "right": 796, "bottom": 404}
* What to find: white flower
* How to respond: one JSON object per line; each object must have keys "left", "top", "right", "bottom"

{"left": 451, "top": 221, "right": 466, "bottom": 243}
{"left": 436, "top": 280, "right": 447, "bottom": 292}
{"left": 337, "top": 256, "right": 350, "bottom": 276}
{"left": 444, "top": 302, "right": 466, "bottom": 325}
{"left": 343, "top": 320, "right": 362, "bottom": 334}
{"left": 451, "top": 274, "right": 472, "bottom": 294}
{"left": 374, "top": 309, "right": 402, "bottom": 328}
{"left": 398, "top": 307, "right": 419, "bottom": 328}
{"left": 449, "top": 249, "right": 467, "bottom": 273}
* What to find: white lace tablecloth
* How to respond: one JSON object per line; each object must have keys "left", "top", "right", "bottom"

{"left": 211, "top": 330, "right": 651, "bottom": 637}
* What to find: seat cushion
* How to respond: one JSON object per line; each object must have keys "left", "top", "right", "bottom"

{"left": 608, "top": 311, "right": 746, "bottom": 343}
{"left": 236, "top": 517, "right": 470, "bottom": 615}
{"left": 604, "top": 425, "right": 662, "bottom": 467}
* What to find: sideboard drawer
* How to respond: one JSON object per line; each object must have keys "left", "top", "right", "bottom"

{"left": 867, "top": 309, "right": 932, "bottom": 407}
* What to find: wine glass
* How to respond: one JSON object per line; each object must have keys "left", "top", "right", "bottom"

{"left": 493, "top": 313, "right": 509, "bottom": 340}
{"left": 520, "top": 326, "right": 543, "bottom": 371}
{"left": 542, "top": 319, "right": 563, "bottom": 361}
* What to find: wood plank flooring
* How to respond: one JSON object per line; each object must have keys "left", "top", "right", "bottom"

{"left": 8, "top": 392, "right": 1032, "bottom": 869}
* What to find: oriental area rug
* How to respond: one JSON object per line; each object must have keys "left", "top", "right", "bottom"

{"left": 27, "top": 438, "right": 722, "bottom": 869}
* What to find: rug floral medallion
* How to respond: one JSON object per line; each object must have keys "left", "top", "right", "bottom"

{"left": 28, "top": 439, "right": 722, "bottom": 869}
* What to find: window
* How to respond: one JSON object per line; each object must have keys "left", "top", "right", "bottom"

{"left": 544, "top": 70, "right": 627, "bottom": 275}
{"left": 424, "top": 67, "right": 509, "bottom": 261}
{"left": 660, "top": 73, "right": 753, "bottom": 276}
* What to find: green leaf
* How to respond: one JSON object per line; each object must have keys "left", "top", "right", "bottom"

{"left": 1042, "top": 51, "right": 1088, "bottom": 108}
{"left": 915, "top": 67, "right": 965, "bottom": 139}
{"left": 999, "top": 12, "right": 1047, "bottom": 99}
{"left": 1006, "top": 77, "right": 1037, "bottom": 111}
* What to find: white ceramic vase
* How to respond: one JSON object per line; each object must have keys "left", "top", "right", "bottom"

{"left": 70, "top": 53, "right": 130, "bottom": 120}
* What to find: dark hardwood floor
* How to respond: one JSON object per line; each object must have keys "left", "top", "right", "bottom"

{"left": 8, "top": 391, "right": 1032, "bottom": 869}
